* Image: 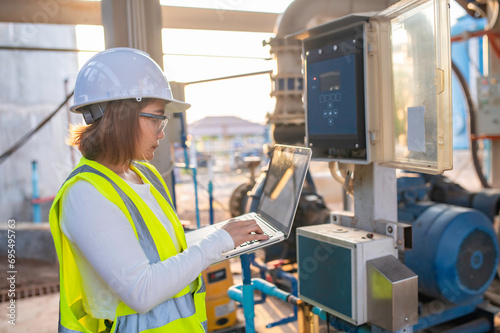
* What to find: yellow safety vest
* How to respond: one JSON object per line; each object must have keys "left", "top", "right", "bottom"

{"left": 49, "top": 157, "right": 207, "bottom": 333}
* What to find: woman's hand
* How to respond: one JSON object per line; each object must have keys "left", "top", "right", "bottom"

{"left": 220, "top": 219, "right": 269, "bottom": 247}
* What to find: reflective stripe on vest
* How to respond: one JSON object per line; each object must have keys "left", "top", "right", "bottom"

{"left": 115, "top": 292, "right": 194, "bottom": 331}
{"left": 66, "top": 165, "right": 160, "bottom": 263}
{"left": 52, "top": 159, "right": 206, "bottom": 333}
{"left": 132, "top": 162, "right": 177, "bottom": 214}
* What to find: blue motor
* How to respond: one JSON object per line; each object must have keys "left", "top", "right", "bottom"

{"left": 400, "top": 202, "right": 499, "bottom": 304}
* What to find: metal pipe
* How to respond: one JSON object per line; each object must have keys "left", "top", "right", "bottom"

{"left": 275, "top": 268, "right": 298, "bottom": 321}
{"left": 229, "top": 276, "right": 373, "bottom": 332}
{"left": 228, "top": 277, "right": 299, "bottom": 331}
{"left": 192, "top": 167, "right": 201, "bottom": 229}
{"left": 253, "top": 277, "right": 299, "bottom": 329}
{"left": 268, "top": 0, "right": 396, "bottom": 142}
{"left": 0, "top": 46, "right": 272, "bottom": 62}
{"left": 208, "top": 180, "right": 214, "bottom": 225}
{"left": 246, "top": 253, "right": 267, "bottom": 303}
{"left": 240, "top": 254, "right": 255, "bottom": 333}
{"left": 227, "top": 284, "right": 243, "bottom": 303}
{"left": 170, "top": 170, "right": 177, "bottom": 209}
{"left": 32, "top": 161, "right": 41, "bottom": 223}
{"left": 252, "top": 278, "right": 299, "bottom": 305}
{"left": 0, "top": 46, "right": 95, "bottom": 53}
{"left": 248, "top": 253, "right": 268, "bottom": 279}
{"left": 184, "top": 70, "right": 272, "bottom": 86}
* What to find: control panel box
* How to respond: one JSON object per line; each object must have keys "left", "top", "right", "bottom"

{"left": 297, "top": 224, "right": 395, "bottom": 325}
{"left": 289, "top": 0, "right": 453, "bottom": 174}
{"left": 477, "top": 75, "right": 500, "bottom": 136}
{"left": 305, "top": 23, "right": 368, "bottom": 158}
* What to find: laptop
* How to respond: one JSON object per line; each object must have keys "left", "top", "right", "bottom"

{"left": 185, "top": 144, "right": 312, "bottom": 262}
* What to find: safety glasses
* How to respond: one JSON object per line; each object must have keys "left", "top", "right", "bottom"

{"left": 139, "top": 113, "right": 170, "bottom": 135}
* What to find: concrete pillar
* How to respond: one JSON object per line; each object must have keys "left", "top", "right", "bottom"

{"left": 101, "top": 0, "right": 163, "bottom": 65}
{"left": 101, "top": 0, "right": 175, "bottom": 189}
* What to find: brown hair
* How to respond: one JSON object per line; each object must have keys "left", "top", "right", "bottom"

{"left": 67, "top": 98, "right": 157, "bottom": 165}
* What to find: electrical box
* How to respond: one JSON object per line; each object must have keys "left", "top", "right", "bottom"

{"left": 290, "top": 0, "right": 453, "bottom": 174}
{"left": 296, "top": 224, "right": 395, "bottom": 325}
{"left": 476, "top": 75, "right": 500, "bottom": 136}
{"left": 304, "top": 20, "right": 369, "bottom": 162}
{"left": 367, "top": 255, "right": 418, "bottom": 331}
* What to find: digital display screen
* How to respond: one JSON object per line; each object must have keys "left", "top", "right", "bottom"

{"left": 320, "top": 71, "right": 340, "bottom": 91}
{"left": 307, "top": 54, "right": 358, "bottom": 136}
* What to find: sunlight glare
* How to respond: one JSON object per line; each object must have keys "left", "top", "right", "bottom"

{"left": 160, "top": 0, "right": 293, "bottom": 13}
{"left": 75, "top": 25, "right": 105, "bottom": 69}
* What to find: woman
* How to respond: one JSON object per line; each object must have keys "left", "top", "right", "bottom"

{"left": 49, "top": 48, "right": 268, "bottom": 333}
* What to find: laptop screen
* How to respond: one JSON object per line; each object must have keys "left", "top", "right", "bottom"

{"left": 257, "top": 145, "right": 312, "bottom": 235}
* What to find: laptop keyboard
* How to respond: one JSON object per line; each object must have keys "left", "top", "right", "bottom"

{"left": 235, "top": 214, "right": 276, "bottom": 248}
{"left": 214, "top": 214, "right": 279, "bottom": 248}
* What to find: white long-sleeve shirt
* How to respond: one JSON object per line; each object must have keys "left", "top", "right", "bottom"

{"left": 60, "top": 179, "right": 234, "bottom": 319}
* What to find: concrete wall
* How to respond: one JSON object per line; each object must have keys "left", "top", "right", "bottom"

{"left": 0, "top": 222, "right": 57, "bottom": 263}
{"left": 0, "top": 23, "right": 80, "bottom": 222}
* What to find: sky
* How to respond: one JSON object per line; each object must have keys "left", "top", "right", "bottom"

{"left": 74, "top": 1, "right": 468, "bottom": 125}
{"left": 75, "top": 25, "right": 277, "bottom": 125}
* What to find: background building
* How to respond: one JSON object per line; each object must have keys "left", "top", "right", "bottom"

{"left": 187, "top": 116, "right": 269, "bottom": 171}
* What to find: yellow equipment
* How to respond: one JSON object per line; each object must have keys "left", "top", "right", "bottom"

{"left": 202, "top": 260, "right": 237, "bottom": 331}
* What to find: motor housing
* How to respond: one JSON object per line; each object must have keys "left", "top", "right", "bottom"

{"left": 400, "top": 203, "right": 499, "bottom": 304}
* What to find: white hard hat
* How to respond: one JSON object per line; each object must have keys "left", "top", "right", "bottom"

{"left": 70, "top": 47, "right": 190, "bottom": 124}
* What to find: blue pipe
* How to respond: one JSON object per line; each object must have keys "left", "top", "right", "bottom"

{"left": 247, "top": 253, "right": 267, "bottom": 303}
{"left": 248, "top": 252, "right": 268, "bottom": 280}
{"left": 252, "top": 278, "right": 298, "bottom": 304}
{"left": 228, "top": 278, "right": 371, "bottom": 333}
{"left": 239, "top": 254, "right": 255, "bottom": 333}
{"left": 170, "top": 169, "right": 177, "bottom": 209}
{"left": 247, "top": 253, "right": 299, "bottom": 326}
{"left": 179, "top": 111, "right": 188, "bottom": 152}
{"left": 32, "top": 161, "right": 41, "bottom": 223}
{"left": 228, "top": 277, "right": 373, "bottom": 332}
{"left": 227, "top": 281, "right": 257, "bottom": 333}
{"left": 276, "top": 269, "right": 298, "bottom": 298}
{"left": 192, "top": 167, "right": 200, "bottom": 229}
{"left": 228, "top": 277, "right": 298, "bottom": 332}
{"left": 208, "top": 180, "right": 214, "bottom": 225}
{"left": 234, "top": 181, "right": 266, "bottom": 332}
{"left": 253, "top": 276, "right": 299, "bottom": 328}
{"left": 183, "top": 149, "right": 189, "bottom": 168}
{"left": 269, "top": 269, "right": 298, "bottom": 328}
{"left": 227, "top": 284, "right": 243, "bottom": 303}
